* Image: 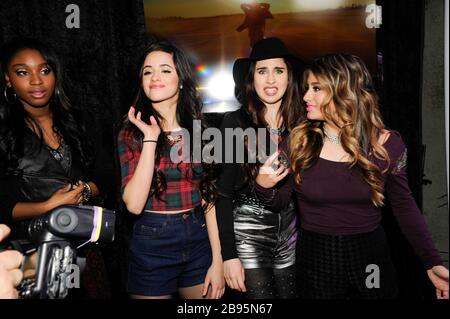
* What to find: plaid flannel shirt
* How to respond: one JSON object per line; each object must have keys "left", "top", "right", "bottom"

{"left": 118, "top": 129, "right": 202, "bottom": 211}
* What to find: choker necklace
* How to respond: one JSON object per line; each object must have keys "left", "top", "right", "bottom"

{"left": 323, "top": 129, "right": 341, "bottom": 145}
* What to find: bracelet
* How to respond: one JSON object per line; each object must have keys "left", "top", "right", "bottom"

{"left": 142, "top": 139, "right": 158, "bottom": 143}
{"left": 82, "top": 182, "right": 92, "bottom": 203}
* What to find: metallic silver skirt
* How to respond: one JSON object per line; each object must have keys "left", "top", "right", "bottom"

{"left": 233, "top": 193, "right": 297, "bottom": 269}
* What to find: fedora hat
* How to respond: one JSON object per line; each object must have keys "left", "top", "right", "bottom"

{"left": 232, "top": 37, "right": 305, "bottom": 89}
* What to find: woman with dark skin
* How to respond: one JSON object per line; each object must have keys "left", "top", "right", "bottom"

{"left": 0, "top": 38, "right": 112, "bottom": 298}
{"left": 0, "top": 38, "right": 110, "bottom": 232}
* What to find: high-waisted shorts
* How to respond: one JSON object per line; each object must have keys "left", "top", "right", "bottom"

{"left": 127, "top": 206, "right": 212, "bottom": 296}
{"left": 233, "top": 193, "right": 297, "bottom": 269}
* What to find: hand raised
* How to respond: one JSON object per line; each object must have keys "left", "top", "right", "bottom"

{"left": 256, "top": 151, "right": 290, "bottom": 189}
{"left": 128, "top": 106, "right": 161, "bottom": 140}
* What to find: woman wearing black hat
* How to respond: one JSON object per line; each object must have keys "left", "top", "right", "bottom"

{"left": 215, "top": 37, "right": 305, "bottom": 298}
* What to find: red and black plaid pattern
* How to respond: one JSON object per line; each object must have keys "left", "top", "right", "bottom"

{"left": 118, "top": 129, "right": 202, "bottom": 211}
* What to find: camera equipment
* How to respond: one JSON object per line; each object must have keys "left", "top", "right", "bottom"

{"left": 9, "top": 205, "right": 115, "bottom": 299}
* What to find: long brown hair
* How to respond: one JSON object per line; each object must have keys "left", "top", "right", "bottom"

{"left": 239, "top": 58, "right": 305, "bottom": 190}
{"left": 290, "top": 53, "right": 389, "bottom": 206}
{"left": 121, "top": 40, "right": 216, "bottom": 208}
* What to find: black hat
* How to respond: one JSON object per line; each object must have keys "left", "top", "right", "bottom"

{"left": 232, "top": 37, "right": 304, "bottom": 89}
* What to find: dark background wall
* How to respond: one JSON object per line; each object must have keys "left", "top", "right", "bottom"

{"left": 0, "top": 0, "right": 149, "bottom": 298}
{"left": 421, "top": 0, "right": 448, "bottom": 274}
{"left": 376, "top": 0, "right": 445, "bottom": 298}
{"left": 0, "top": 0, "right": 445, "bottom": 298}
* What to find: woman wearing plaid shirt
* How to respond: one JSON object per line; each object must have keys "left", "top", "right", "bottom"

{"left": 118, "top": 40, "right": 224, "bottom": 299}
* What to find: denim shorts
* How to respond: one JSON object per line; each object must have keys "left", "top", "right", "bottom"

{"left": 127, "top": 206, "right": 212, "bottom": 296}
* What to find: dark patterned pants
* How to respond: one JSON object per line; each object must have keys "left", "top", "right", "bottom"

{"left": 297, "top": 227, "right": 398, "bottom": 299}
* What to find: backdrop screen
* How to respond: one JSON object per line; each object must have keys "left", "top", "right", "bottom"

{"left": 144, "top": 0, "right": 377, "bottom": 112}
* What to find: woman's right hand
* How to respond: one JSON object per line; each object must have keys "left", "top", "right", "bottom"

{"left": 45, "top": 183, "right": 84, "bottom": 211}
{"left": 256, "top": 151, "right": 290, "bottom": 189}
{"left": 223, "top": 258, "right": 246, "bottom": 292}
{"left": 128, "top": 106, "right": 161, "bottom": 141}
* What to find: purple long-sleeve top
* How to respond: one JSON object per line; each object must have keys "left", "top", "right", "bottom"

{"left": 255, "top": 131, "right": 443, "bottom": 269}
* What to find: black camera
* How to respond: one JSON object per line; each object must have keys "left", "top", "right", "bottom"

{"left": 13, "top": 205, "right": 115, "bottom": 299}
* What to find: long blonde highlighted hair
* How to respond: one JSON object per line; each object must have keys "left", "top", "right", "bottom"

{"left": 290, "top": 53, "right": 390, "bottom": 207}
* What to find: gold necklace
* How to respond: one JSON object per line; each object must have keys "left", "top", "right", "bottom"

{"left": 166, "top": 133, "right": 183, "bottom": 146}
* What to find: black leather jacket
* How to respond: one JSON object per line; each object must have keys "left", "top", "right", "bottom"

{"left": 14, "top": 130, "right": 86, "bottom": 202}
{"left": 0, "top": 126, "right": 113, "bottom": 230}
{"left": 0, "top": 130, "right": 87, "bottom": 238}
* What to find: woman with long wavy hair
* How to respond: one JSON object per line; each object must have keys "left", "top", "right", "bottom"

{"left": 0, "top": 37, "right": 109, "bottom": 234}
{"left": 0, "top": 37, "right": 113, "bottom": 298}
{"left": 255, "top": 53, "right": 449, "bottom": 299}
{"left": 118, "top": 39, "right": 224, "bottom": 299}
{"left": 216, "top": 37, "right": 305, "bottom": 298}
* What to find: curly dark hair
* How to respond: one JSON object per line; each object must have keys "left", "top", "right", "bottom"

{"left": 0, "top": 37, "right": 92, "bottom": 176}
{"left": 121, "top": 39, "right": 217, "bottom": 208}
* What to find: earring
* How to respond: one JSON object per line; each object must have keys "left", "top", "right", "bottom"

{"left": 179, "top": 84, "right": 183, "bottom": 90}
{"left": 3, "top": 86, "right": 17, "bottom": 104}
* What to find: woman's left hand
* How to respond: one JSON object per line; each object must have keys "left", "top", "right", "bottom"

{"left": 427, "top": 265, "right": 449, "bottom": 299}
{"left": 202, "top": 260, "right": 225, "bottom": 299}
